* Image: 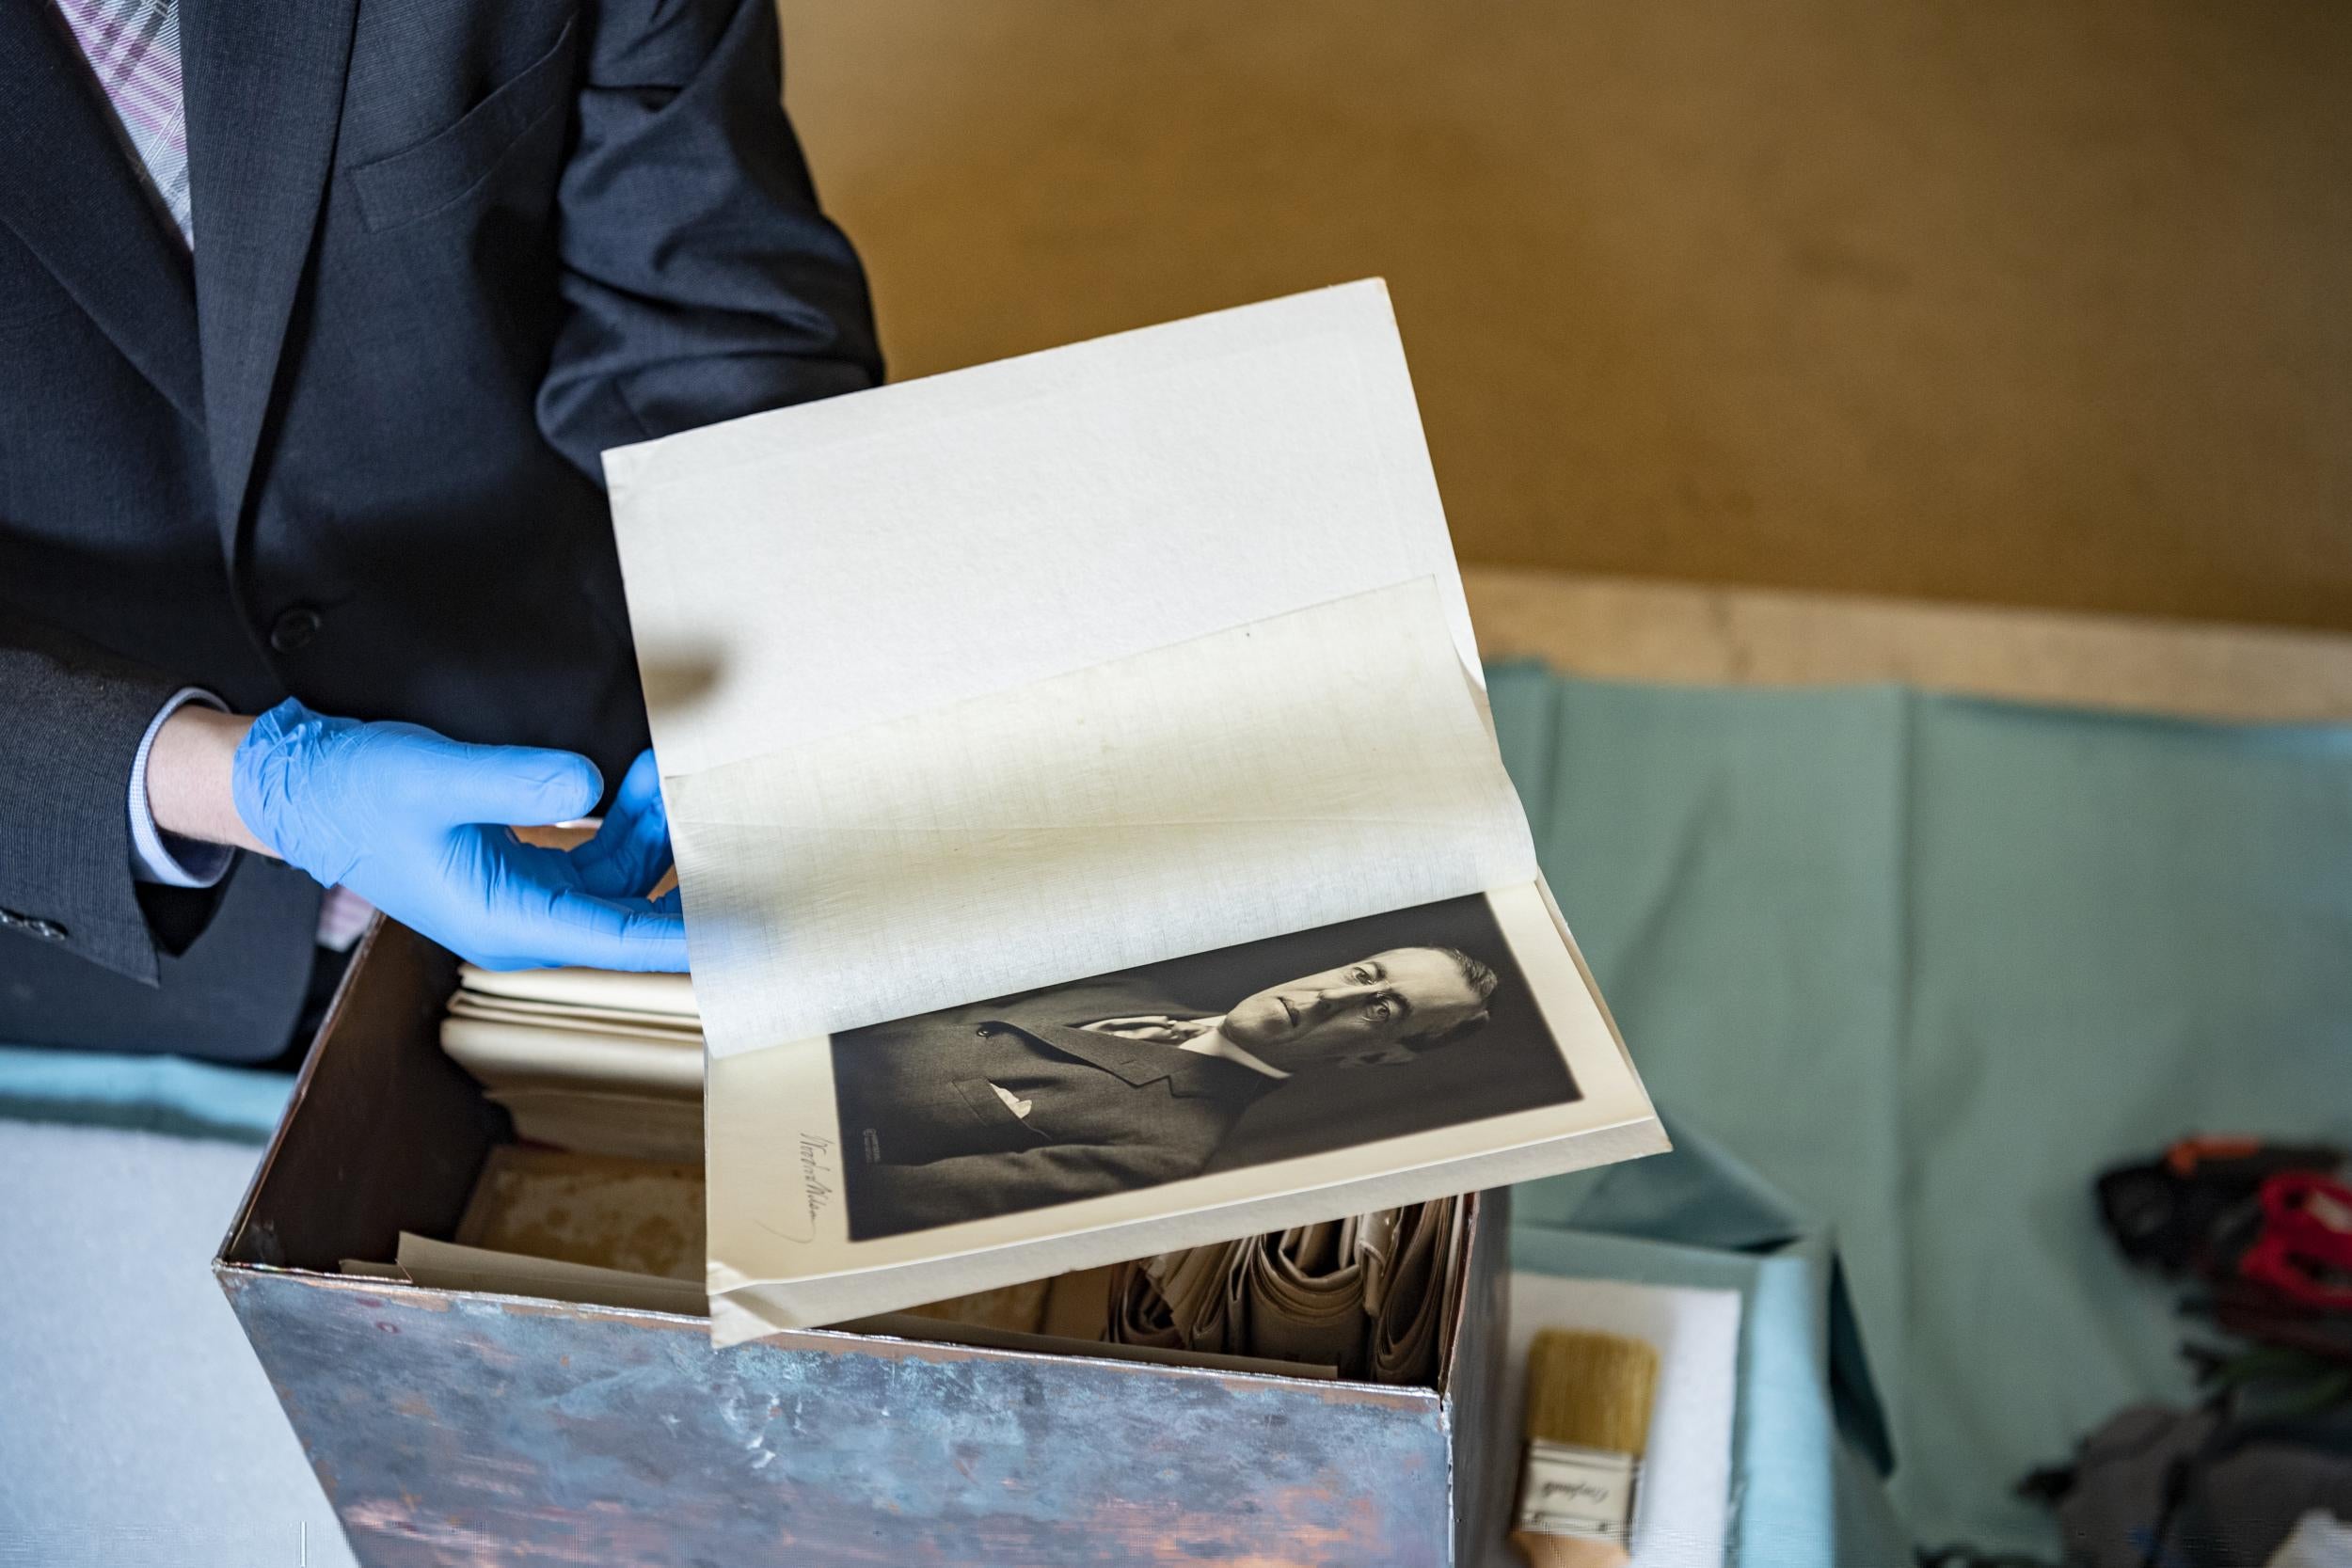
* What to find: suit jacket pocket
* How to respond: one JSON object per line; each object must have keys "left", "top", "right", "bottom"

{"left": 954, "top": 1078, "right": 1051, "bottom": 1145}
{"left": 349, "top": 13, "right": 580, "bottom": 233}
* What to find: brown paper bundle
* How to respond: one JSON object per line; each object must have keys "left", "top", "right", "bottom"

{"left": 1104, "top": 1196, "right": 1466, "bottom": 1385}
{"left": 1106, "top": 1259, "right": 1186, "bottom": 1348}
{"left": 1239, "top": 1221, "right": 1371, "bottom": 1378}
{"left": 1369, "top": 1198, "right": 1452, "bottom": 1386}
{"left": 1141, "top": 1237, "right": 1253, "bottom": 1352}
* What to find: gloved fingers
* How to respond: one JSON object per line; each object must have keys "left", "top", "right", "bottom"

{"left": 512, "top": 883, "right": 691, "bottom": 972}
{"left": 413, "top": 832, "right": 680, "bottom": 972}
{"left": 650, "top": 885, "right": 682, "bottom": 915}
{"left": 380, "top": 732, "right": 606, "bottom": 829}
{"left": 462, "top": 893, "right": 688, "bottom": 972}
{"left": 567, "top": 750, "right": 674, "bottom": 897}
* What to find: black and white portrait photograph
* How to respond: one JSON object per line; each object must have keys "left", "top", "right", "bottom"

{"left": 831, "top": 892, "right": 1582, "bottom": 1240}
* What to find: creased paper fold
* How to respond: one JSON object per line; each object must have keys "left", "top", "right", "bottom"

{"left": 672, "top": 578, "right": 1536, "bottom": 1056}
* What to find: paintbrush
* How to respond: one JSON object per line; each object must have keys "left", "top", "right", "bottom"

{"left": 1510, "top": 1328, "right": 1660, "bottom": 1568}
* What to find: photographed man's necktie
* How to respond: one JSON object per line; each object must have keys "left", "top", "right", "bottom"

{"left": 55, "top": 0, "right": 193, "bottom": 247}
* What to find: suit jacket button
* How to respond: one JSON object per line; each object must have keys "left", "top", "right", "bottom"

{"left": 269, "top": 606, "right": 322, "bottom": 653}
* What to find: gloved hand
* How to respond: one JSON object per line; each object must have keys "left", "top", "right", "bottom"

{"left": 232, "top": 699, "right": 688, "bottom": 971}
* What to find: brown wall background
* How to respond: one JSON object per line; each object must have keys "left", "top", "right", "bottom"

{"left": 775, "top": 2, "right": 2352, "bottom": 630}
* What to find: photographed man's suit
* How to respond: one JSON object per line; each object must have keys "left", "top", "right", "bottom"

{"left": 0, "top": 0, "right": 879, "bottom": 1056}
{"left": 834, "top": 978, "right": 1285, "bottom": 1240}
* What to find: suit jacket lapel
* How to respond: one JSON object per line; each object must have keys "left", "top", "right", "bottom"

{"left": 0, "top": 0, "right": 202, "bottom": 425}
{"left": 1011, "top": 1017, "right": 1276, "bottom": 1104}
{"left": 180, "top": 0, "right": 359, "bottom": 559}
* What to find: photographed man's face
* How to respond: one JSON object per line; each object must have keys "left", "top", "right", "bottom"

{"left": 1221, "top": 946, "right": 1488, "bottom": 1069}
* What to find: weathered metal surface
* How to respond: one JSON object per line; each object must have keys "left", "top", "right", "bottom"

{"left": 1442, "top": 1186, "right": 1513, "bottom": 1567}
{"left": 221, "top": 1265, "right": 1459, "bottom": 1566}
{"left": 222, "top": 919, "right": 498, "bottom": 1272}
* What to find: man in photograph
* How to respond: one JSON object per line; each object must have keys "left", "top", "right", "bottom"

{"left": 834, "top": 945, "right": 1499, "bottom": 1238}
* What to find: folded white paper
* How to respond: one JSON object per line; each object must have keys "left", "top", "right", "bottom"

{"left": 606, "top": 280, "right": 1480, "bottom": 776}
{"left": 439, "top": 1018, "right": 704, "bottom": 1096}
{"left": 606, "top": 280, "right": 1523, "bottom": 1053}
{"left": 666, "top": 578, "right": 1535, "bottom": 1054}
{"left": 454, "top": 966, "right": 699, "bottom": 1020}
{"left": 603, "top": 280, "right": 1665, "bottom": 1337}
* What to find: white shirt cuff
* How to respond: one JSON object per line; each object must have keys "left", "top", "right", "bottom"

{"left": 128, "top": 688, "right": 237, "bottom": 889}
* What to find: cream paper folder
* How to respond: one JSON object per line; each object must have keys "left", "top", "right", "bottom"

{"left": 606, "top": 280, "right": 1512, "bottom": 1055}
{"left": 602, "top": 279, "right": 1663, "bottom": 1338}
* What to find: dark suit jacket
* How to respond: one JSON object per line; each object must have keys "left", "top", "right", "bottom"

{"left": 833, "top": 978, "right": 1284, "bottom": 1240}
{"left": 0, "top": 0, "right": 879, "bottom": 1057}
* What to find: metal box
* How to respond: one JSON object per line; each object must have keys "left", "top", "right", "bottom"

{"left": 215, "top": 920, "right": 1513, "bottom": 1566}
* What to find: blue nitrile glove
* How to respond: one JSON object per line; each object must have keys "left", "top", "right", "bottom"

{"left": 231, "top": 699, "right": 688, "bottom": 972}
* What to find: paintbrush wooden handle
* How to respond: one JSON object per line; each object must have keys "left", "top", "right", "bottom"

{"left": 1510, "top": 1528, "right": 1631, "bottom": 1568}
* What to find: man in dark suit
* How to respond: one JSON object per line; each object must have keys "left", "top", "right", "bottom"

{"left": 835, "top": 945, "right": 1499, "bottom": 1239}
{"left": 0, "top": 0, "right": 879, "bottom": 1057}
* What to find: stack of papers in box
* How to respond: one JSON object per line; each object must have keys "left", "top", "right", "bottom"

{"left": 440, "top": 967, "right": 702, "bottom": 1163}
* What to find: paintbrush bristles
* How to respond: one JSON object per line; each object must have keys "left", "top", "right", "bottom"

{"left": 1522, "top": 1329, "right": 1659, "bottom": 1458}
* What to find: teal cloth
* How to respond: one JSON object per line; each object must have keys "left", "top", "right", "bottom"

{"left": 0, "top": 1045, "right": 291, "bottom": 1143}
{"left": 1493, "top": 667, "right": 2352, "bottom": 1557}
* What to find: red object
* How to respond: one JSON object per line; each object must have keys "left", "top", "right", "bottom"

{"left": 2238, "top": 1170, "right": 2352, "bottom": 1308}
